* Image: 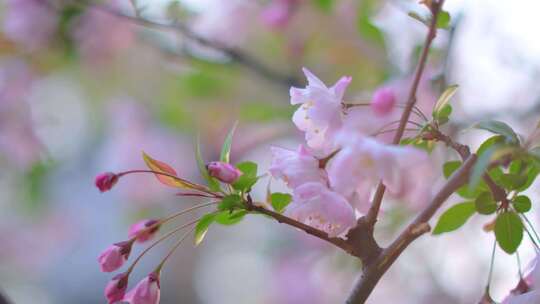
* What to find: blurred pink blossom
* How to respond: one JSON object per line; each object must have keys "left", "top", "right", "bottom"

{"left": 261, "top": 0, "right": 299, "bottom": 30}
{"left": 191, "top": 0, "right": 256, "bottom": 48}
{"left": 269, "top": 145, "right": 326, "bottom": 188}
{"left": 285, "top": 182, "right": 355, "bottom": 237}
{"left": 73, "top": 6, "right": 135, "bottom": 62}
{"left": 0, "top": 60, "right": 43, "bottom": 169}
{"left": 3, "top": 0, "right": 57, "bottom": 51}
{"left": 371, "top": 86, "right": 396, "bottom": 116}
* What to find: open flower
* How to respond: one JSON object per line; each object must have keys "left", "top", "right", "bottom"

{"left": 98, "top": 242, "right": 132, "bottom": 272}
{"left": 270, "top": 145, "right": 326, "bottom": 188}
{"left": 285, "top": 182, "right": 355, "bottom": 237}
{"left": 328, "top": 136, "right": 433, "bottom": 209}
{"left": 105, "top": 272, "right": 129, "bottom": 304}
{"left": 291, "top": 68, "right": 351, "bottom": 156}
{"left": 124, "top": 272, "right": 161, "bottom": 304}
{"left": 128, "top": 219, "right": 160, "bottom": 243}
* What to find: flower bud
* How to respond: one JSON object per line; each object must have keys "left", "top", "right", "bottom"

{"left": 95, "top": 172, "right": 119, "bottom": 192}
{"left": 206, "top": 161, "right": 242, "bottom": 184}
{"left": 371, "top": 87, "right": 396, "bottom": 116}
{"left": 98, "top": 241, "right": 132, "bottom": 272}
{"left": 105, "top": 272, "right": 129, "bottom": 304}
{"left": 123, "top": 272, "right": 161, "bottom": 304}
{"left": 128, "top": 219, "right": 160, "bottom": 243}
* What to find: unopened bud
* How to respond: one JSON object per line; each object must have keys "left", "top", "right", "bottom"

{"left": 206, "top": 161, "right": 242, "bottom": 184}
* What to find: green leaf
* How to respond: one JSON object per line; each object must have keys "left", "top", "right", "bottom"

{"left": 499, "top": 174, "right": 528, "bottom": 191}
{"left": 495, "top": 211, "right": 523, "bottom": 254}
{"left": 443, "top": 161, "right": 461, "bottom": 179}
{"left": 270, "top": 193, "right": 292, "bottom": 213}
{"left": 443, "top": 161, "right": 485, "bottom": 199}
{"left": 194, "top": 213, "right": 217, "bottom": 245}
{"left": 436, "top": 10, "right": 451, "bottom": 29}
{"left": 217, "top": 194, "right": 243, "bottom": 211}
{"left": 529, "top": 146, "right": 540, "bottom": 160}
{"left": 215, "top": 210, "right": 247, "bottom": 225}
{"left": 475, "top": 192, "right": 498, "bottom": 215}
{"left": 433, "top": 85, "right": 458, "bottom": 115}
{"left": 477, "top": 136, "right": 505, "bottom": 157}
{"left": 433, "top": 202, "right": 476, "bottom": 235}
{"left": 195, "top": 136, "right": 220, "bottom": 192}
{"left": 513, "top": 196, "right": 532, "bottom": 213}
{"left": 469, "top": 146, "right": 496, "bottom": 190}
{"left": 232, "top": 161, "right": 259, "bottom": 191}
{"left": 220, "top": 122, "right": 238, "bottom": 163}
{"left": 474, "top": 120, "right": 519, "bottom": 145}
{"left": 312, "top": 0, "right": 333, "bottom": 12}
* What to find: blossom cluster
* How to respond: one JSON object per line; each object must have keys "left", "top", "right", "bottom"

{"left": 269, "top": 68, "right": 434, "bottom": 237}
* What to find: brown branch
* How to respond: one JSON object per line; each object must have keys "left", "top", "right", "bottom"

{"left": 47, "top": 0, "right": 301, "bottom": 87}
{"left": 346, "top": 153, "right": 477, "bottom": 304}
{"left": 246, "top": 202, "right": 355, "bottom": 255}
{"left": 365, "top": 1, "right": 444, "bottom": 227}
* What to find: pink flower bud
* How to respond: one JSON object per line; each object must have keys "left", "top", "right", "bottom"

{"left": 123, "top": 272, "right": 161, "bottom": 304}
{"left": 206, "top": 161, "right": 242, "bottom": 184}
{"left": 105, "top": 272, "right": 129, "bottom": 304}
{"left": 98, "top": 241, "right": 132, "bottom": 272}
{"left": 371, "top": 87, "right": 396, "bottom": 116}
{"left": 95, "top": 172, "right": 119, "bottom": 192}
{"left": 128, "top": 219, "right": 160, "bottom": 243}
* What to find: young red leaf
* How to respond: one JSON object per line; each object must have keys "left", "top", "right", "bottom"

{"left": 142, "top": 152, "right": 192, "bottom": 189}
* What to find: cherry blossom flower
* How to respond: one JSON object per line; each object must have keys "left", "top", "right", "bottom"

{"left": 95, "top": 172, "right": 119, "bottom": 192}
{"left": 128, "top": 219, "right": 160, "bottom": 243}
{"left": 207, "top": 161, "right": 242, "bottom": 184}
{"left": 3, "top": 0, "right": 57, "bottom": 51}
{"left": 371, "top": 86, "right": 396, "bottom": 116}
{"left": 328, "top": 136, "right": 433, "bottom": 209}
{"left": 269, "top": 145, "right": 327, "bottom": 188}
{"left": 291, "top": 68, "right": 352, "bottom": 156}
{"left": 285, "top": 182, "right": 355, "bottom": 237}
{"left": 105, "top": 272, "right": 129, "bottom": 304}
{"left": 98, "top": 242, "right": 132, "bottom": 272}
{"left": 124, "top": 272, "right": 161, "bottom": 304}
{"left": 503, "top": 255, "right": 540, "bottom": 303}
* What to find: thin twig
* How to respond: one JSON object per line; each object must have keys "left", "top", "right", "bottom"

{"left": 365, "top": 1, "right": 442, "bottom": 227}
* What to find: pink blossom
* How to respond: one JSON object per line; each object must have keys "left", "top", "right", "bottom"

{"left": 3, "top": 0, "right": 57, "bottom": 51}
{"left": 291, "top": 68, "right": 351, "bottom": 155}
{"left": 128, "top": 219, "right": 160, "bottom": 243}
{"left": 371, "top": 86, "right": 396, "bottom": 116}
{"left": 105, "top": 272, "right": 129, "bottom": 304}
{"left": 191, "top": 0, "right": 255, "bottom": 48}
{"left": 207, "top": 161, "right": 242, "bottom": 184}
{"left": 73, "top": 5, "right": 134, "bottom": 62}
{"left": 503, "top": 255, "right": 540, "bottom": 303}
{"left": 0, "top": 60, "right": 43, "bottom": 169}
{"left": 270, "top": 145, "right": 326, "bottom": 188}
{"left": 124, "top": 272, "right": 161, "bottom": 304}
{"left": 98, "top": 242, "right": 131, "bottom": 272}
{"left": 95, "top": 172, "right": 119, "bottom": 193}
{"left": 285, "top": 182, "right": 355, "bottom": 237}
{"left": 328, "top": 136, "right": 433, "bottom": 209}
{"left": 261, "top": 0, "right": 298, "bottom": 30}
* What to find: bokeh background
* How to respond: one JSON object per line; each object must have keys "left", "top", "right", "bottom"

{"left": 1, "top": 0, "right": 540, "bottom": 303}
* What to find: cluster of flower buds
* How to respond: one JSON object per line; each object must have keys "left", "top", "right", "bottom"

{"left": 95, "top": 152, "right": 242, "bottom": 303}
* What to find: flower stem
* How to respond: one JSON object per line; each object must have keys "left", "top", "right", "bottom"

{"left": 154, "top": 226, "right": 196, "bottom": 273}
